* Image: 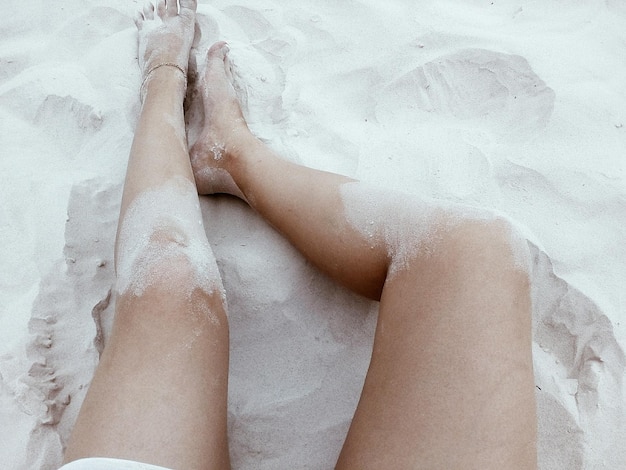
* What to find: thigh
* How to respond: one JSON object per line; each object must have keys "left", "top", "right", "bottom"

{"left": 63, "top": 258, "right": 231, "bottom": 470}
{"left": 336, "top": 222, "right": 537, "bottom": 469}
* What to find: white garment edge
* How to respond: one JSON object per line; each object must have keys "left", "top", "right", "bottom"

{"left": 59, "top": 457, "right": 173, "bottom": 470}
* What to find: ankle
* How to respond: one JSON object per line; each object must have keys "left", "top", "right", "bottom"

{"left": 232, "top": 133, "right": 281, "bottom": 195}
{"left": 222, "top": 126, "right": 256, "bottom": 169}
{"left": 141, "top": 66, "right": 187, "bottom": 103}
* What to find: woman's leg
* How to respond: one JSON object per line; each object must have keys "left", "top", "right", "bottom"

{"left": 63, "top": 3, "right": 230, "bottom": 469}
{"left": 190, "top": 44, "right": 537, "bottom": 468}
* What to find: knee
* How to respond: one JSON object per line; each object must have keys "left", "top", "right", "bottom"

{"left": 389, "top": 210, "right": 531, "bottom": 287}
{"left": 440, "top": 215, "right": 532, "bottom": 283}
{"left": 116, "top": 230, "right": 225, "bottom": 301}
{"left": 115, "top": 244, "right": 228, "bottom": 331}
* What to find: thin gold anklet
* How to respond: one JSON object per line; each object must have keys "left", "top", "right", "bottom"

{"left": 140, "top": 62, "right": 187, "bottom": 102}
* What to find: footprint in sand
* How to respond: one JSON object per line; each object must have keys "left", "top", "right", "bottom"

{"left": 377, "top": 48, "right": 555, "bottom": 140}
{"left": 40, "top": 7, "right": 131, "bottom": 65}
{"left": 34, "top": 95, "right": 104, "bottom": 155}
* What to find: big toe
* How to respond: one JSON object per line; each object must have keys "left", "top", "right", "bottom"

{"left": 179, "top": 0, "right": 198, "bottom": 19}
{"left": 204, "top": 42, "right": 234, "bottom": 81}
{"left": 206, "top": 41, "right": 229, "bottom": 63}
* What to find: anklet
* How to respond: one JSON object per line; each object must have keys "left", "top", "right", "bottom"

{"left": 140, "top": 62, "right": 187, "bottom": 101}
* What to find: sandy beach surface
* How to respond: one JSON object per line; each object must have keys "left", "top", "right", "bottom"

{"left": 1, "top": 0, "right": 625, "bottom": 468}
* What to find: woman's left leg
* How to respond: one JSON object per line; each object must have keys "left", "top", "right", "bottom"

{"left": 63, "top": 2, "right": 230, "bottom": 469}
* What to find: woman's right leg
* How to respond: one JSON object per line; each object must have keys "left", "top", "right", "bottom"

{"left": 191, "top": 43, "right": 537, "bottom": 469}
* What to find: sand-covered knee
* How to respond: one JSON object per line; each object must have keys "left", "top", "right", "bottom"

{"left": 339, "top": 182, "right": 439, "bottom": 276}
{"left": 339, "top": 182, "right": 531, "bottom": 277}
{"left": 116, "top": 177, "right": 224, "bottom": 299}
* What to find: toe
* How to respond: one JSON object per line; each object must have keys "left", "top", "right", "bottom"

{"left": 179, "top": 0, "right": 198, "bottom": 21}
{"left": 143, "top": 1, "right": 155, "bottom": 20}
{"left": 205, "top": 42, "right": 232, "bottom": 83}
{"left": 206, "top": 41, "right": 228, "bottom": 62}
{"left": 157, "top": 0, "right": 167, "bottom": 18}
{"left": 165, "top": 0, "right": 177, "bottom": 17}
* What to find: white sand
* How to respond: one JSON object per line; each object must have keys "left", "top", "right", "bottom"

{"left": 1, "top": 0, "right": 625, "bottom": 468}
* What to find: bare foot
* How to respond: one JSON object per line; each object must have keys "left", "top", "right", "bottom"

{"left": 189, "top": 42, "right": 253, "bottom": 199}
{"left": 134, "top": 0, "right": 197, "bottom": 95}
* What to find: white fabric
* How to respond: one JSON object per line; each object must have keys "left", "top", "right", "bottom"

{"left": 59, "top": 457, "right": 173, "bottom": 470}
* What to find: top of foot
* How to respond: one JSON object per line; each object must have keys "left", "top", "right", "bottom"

{"left": 135, "top": 0, "right": 197, "bottom": 80}
{"left": 188, "top": 42, "right": 254, "bottom": 197}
